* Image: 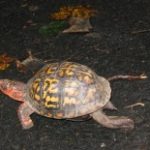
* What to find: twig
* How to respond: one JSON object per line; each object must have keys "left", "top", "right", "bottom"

{"left": 107, "top": 74, "right": 147, "bottom": 81}
{"left": 124, "top": 102, "right": 145, "bottom": 109}
{"left": 131, "top": 29, "right": 150, "bottom": 34}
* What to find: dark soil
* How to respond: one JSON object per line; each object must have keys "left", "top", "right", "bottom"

{"left": 0, "top": 0, "right": 150, "bottom": 150}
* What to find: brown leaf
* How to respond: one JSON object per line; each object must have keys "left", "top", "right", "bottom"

{"left": 51, "top": 5, "right": 97, "bottom": 20}
{"left": 0, "top": 53, "right": 15, "bottom": 71}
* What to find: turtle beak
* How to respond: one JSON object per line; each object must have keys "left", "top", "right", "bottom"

{"left": 0, "top": 79, "right": 25, "bottom": 102}
{"left": 0, "top": 79, "right": 14, "bottom": 96}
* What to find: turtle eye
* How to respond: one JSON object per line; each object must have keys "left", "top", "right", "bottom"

{"left": 0, "top": 81, "right": 8, "bottom": 91}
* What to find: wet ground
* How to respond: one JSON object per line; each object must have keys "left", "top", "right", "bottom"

{"left": 0, "top": 0, "right": 150, "bottom": 150}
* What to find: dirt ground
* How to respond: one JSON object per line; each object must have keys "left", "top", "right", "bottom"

{"left": 0, "top": 0, "right": 150, "bottom": 150}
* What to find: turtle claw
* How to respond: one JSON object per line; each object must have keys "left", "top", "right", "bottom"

{"left": 21, "top": 118, "right": 34, "bottom": 129}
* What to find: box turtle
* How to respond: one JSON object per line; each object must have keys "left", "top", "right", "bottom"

{"left": 0, "top": 61, "right": 147, "bottom": 130}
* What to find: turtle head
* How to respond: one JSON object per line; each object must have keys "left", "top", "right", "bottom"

{"left": 0, "top": 79, "right": 26, "bottom": 102}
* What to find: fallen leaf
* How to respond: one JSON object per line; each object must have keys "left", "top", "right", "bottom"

{"left": 0, "top": 54, "right": 15, "bottom": 71}
{"left": 0, "top": 64, "right": 10, "bottom": 70}
{"left": 50, "top": 5, "right": 97, "bottom": 33}
{"left": 51, "top": 5, "right": 97, "bottom": 20}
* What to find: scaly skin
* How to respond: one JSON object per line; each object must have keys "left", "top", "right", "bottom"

{"left": 0, "top": 79, "right": 35, "bottom": 129}
{"left": 0, "top": 79, "right": 26, "bottom": 102}
{"left": 18, "top": 103, "right": 34, "bottom": 129}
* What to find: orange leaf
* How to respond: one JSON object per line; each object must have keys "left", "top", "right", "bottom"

{"left": 51, "top": 5, "right": 97, "bottom": 20}
{"left": 0, "top": 53, "right": 15, "bottom": 71}
{"left": 0, "top": 63, "right": 10, "bottom": 71}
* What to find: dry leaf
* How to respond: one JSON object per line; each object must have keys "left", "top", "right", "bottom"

{"left": 51, "top": 5, "right": 97, "bottom": 20}
{"left": 51, "top": 5, "right": 97, "bottom": 33}
{"left": 0, "top": 64, "right": 10, "bottom": 70}
{"left": 0, "top": 54, "right": 15, "bottom": 71}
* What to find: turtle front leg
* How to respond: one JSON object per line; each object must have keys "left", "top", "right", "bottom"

{"left": 18, "top": 103, "right": 34, "bottom": 129}
{"left": 90, "top": 110, "right": 134, "bottom": 130}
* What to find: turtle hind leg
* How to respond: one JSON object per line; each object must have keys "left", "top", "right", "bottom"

{"left": 18, "top": 103, "right": 34, "bottom": 129}
{"left": 67, "top": 115, "right": 92, "bottom": 122}
{"left": 90, "top": 110, "right": 134, "bottom": 130}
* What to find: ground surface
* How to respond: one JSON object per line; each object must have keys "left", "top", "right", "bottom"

{"left": 0, "top": 0, "right": 150, "bottom": 150}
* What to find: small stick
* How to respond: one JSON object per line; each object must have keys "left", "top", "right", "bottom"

{"left": 131, "top": 29, "right": 150, "bottom": 34}
{"left": 107, "top": 74, "right": 147, "bottom": 81}
{"left": 27, "top": 50, "right": 34, "bottom": 59}
{"left": 124, "top": 102, "right": 145, "bottom": 109}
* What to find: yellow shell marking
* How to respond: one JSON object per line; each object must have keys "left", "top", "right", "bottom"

{"left": 77, "top": 75, "right": 83, "bottom": 81}
{"left": 63, "top": 97, "right": 77, "bottom": 105}
{"left": 45, "top": 96, "right": 59, "bottom": 108}
{"left": 45, "top": 66, "right": 56, "bottom": 75}
{"left": 65, "top": 69, "right": 74, "bottom": 76}
{"left": 32, "top": 81, "right": 40, "bottom": 90}
{"left": 43, "top": 78, "right": 59, "bottom": 93}
{"left": 48, "top": 87, "right": 58, "bottom": 93}
{"left": 43, "top": 81, "right": 49, "bottom": 90}
{"left": 31, "top": 79, "right": 41, "bottom": 93}
{"left": 47, "top": 113, "right": 52, "bottom": 117}
{"left": 34, "top": 94, "right": 41, "bottom": 101}
{"left": 36, "top": 86, "right": 40, "bottom": 92}
{"left": 84, "top": 88, "right": 96, "bottom": 103}
{"left": 45, "top": 100, "right": 57, "bottom": 108}
{"left": 70, "top": 81, "right": 78, "bottom": 87}
{"left": 77, "top": 72, "right": 93, "bottom": 84}
{"left": 83, "top": 75, "right": 93, "bottom": 84}
{"left": 45, "top": 78, "right": 58, "bottom": 84}
{"left": 64, "top": 87, "right": 78, "bottom": 97}
{"left": 31, "top": 79, "right": 42, "bottom": 100}
{"left": 61, "top": 64, "right": 78, "bottom": 76}
{"left": 42, "top": 91, "right": 47, "bottom": 99}
{"left": 55, "top": 112, "right": 63, "bottom": 119}
{"left": 46, "top": 96, "right": 59, "bottom": 103}
{"left": 58, "top": 70, "right": 64, "bottom": 77}
{"left": 45, "top": 103, "right": 57, "bottom": 108}
{"left": 64, "top": 81, "right": 78, "bottom": 87}
{"left": 62, "top": 63, "right": 73, "bottom": 68}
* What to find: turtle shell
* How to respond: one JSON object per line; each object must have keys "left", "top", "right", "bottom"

{"left": 26, "top": 62, "right": 111, "bottom": 119}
